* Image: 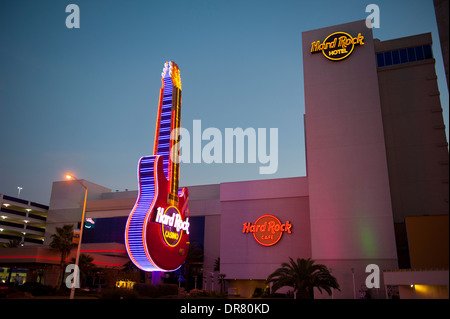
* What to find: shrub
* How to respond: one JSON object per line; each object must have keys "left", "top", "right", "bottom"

{"left": 133, "top": 283, "right": 158, "bottom": 297}
{"left": 252, "top": 287, "right": 263, "bottom": 298}
{"left": 19, "top": 282, "right": 55, "bottom": 296}
{"left": 157, "top": 284, "right": 178, "bottom": 298}
{"left": 187, "top": 289, "right": 209, "bottom": 298}
{"left": 100, "top": 288, "right": 139, "bottom": 299}
{"left": 133, "top": 283, "right": 178, "bottom": 298}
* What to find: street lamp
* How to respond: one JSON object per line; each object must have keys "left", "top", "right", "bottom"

{"left": 65, "top": 174, "right": 88, "bottom": 300}
{"left": 17, "top": 187, "right": 23, "bottom": 198}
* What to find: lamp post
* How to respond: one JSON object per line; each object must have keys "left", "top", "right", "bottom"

{"left": 351, "top": 268, "right": 356, "bottom": 299}
{"left": 65, "top": 174, "right": 88, "bottom": 300}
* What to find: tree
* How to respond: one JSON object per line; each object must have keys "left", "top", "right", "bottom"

{"left": 214, "top": 257, "right": 227, "bottom": 295}
{"left": 266, "top": 257, "right": 340, "bottom": 299}
{"left": 5, "top": 238, "right": 21, "bottom": 248}
{"left": 213, "top": 257, "right": 220, "bottom": 272}
{"left": 117, "top": 260, "right": 141, "bottom": 287}
{"left": 71, "top": 253, "right": 96, "bottom": 288}
{"left": 184, "top": 242, "right": 203, "bottom": 291}
{"left": 218, "top": 273, "right": 227, "bottom": 295}
{"left": 2, "top": 238, "right": 22, "bottom": 283}
{"left": 49, "top": 224, "right": 76, "bottom": 291}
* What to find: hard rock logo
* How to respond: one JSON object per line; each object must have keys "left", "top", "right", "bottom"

{"left": 311, "top": 32, "right": 364, "bottom": 61}
{"left": 242, "top": 215, "right": 292, "bottom": 246}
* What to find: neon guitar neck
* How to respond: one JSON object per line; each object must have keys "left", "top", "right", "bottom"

{"left": 154, "top": 61, "right": 182, "bottom": 206}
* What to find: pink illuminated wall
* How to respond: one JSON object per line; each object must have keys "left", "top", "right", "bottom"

{"left": 302, "top": 20, "right": 398, "bottom": 298}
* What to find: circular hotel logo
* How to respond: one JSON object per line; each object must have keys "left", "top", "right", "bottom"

{"left": 310, "top": 32, "right": 365, "bottom": 61}
{"left": 160, "top": 206, "right": 183, "bottom": 247}
{"left": 242, "top": 214, "right": 293, "bottom": 246}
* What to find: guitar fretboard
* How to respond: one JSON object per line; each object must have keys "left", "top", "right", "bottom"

{"left": 153, "top": 62, "right": 182, "bottom": 205}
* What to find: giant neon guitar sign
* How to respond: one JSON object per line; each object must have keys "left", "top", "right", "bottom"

{"left": 125, "top": 61, "right": 190, "bottom": 271}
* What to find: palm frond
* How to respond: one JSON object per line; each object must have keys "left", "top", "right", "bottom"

{"left": 266, "top": 257, "right": 340, "bottom": 298}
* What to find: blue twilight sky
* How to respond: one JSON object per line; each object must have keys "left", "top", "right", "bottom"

{"left": 0, "top": 0, "right": 448, "bottom": 205}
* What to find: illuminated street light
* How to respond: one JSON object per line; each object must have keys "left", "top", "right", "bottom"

{"left": 17, "top": 187, "right": 23, "bottom": 198}
{"left": 65, "top": 173, "right": 88, "bottom": 300}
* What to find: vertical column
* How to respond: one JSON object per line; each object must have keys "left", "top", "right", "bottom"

{"left": 302, "top": 20, "right": 398, "bottom": 298}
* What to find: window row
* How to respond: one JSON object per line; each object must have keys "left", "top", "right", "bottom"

{"left": 377, "top": 44, "right": 433, "bottom": 68}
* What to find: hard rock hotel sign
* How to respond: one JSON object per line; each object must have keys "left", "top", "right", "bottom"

{"left": 311, "top": 32, "right": 365, "bottom": 61}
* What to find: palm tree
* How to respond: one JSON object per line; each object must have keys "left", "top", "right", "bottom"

{"left": 266, "top": 257, "right": 340, "bottom": 299}
{"left": 3, "top": 238, "right": 22, "bottom": 283}
{"left": 184, "top": 242, "right": 204, "bottom": 291}
{"left": 117, "top": 260, "right": 141, "bottom": 285}
{"left": 49, "top": 224, "right": 76, "bottom": 290}
{"left": 218, "top": 273, "right": 227, "bottom": 295}
{"left": 214, "top": 257, "right": 220, "bottom": 272}
{"left": 5, "top": 238, "right": 21, "bottom": 248}
{"left": 71, "top": 253, "right": 96, "bottom": 288}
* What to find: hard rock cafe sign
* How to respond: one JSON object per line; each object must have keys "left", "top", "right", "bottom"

{"left": 242, "top": 215, "right": 292, "bottom": 246}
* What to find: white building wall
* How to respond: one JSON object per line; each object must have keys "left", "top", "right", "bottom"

{"left": 219, "top": 177, "right": 311, "bottom": 281}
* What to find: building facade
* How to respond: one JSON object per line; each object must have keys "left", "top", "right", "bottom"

{"left": 301, "top": 20, "right": 448, "bottom": 298}
{"left": 0, "top": 193, "right": 48, "bottom": 247}
{"left": 0, "top": 20, "right": 448, "bottom": 298}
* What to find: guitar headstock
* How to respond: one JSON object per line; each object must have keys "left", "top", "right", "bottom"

{"left": 161, "top": 61, "right": 182, "bottom": 90}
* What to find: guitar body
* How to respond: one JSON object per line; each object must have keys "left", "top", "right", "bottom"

{"left": 125, "top": 61, "right": 189, "bottom": 272}
{"left": 125, "top": 155, "right": 189, "bottom": 271}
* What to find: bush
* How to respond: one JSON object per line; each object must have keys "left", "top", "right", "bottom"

{"left": 19, "top": 282, "right": 55, "bottom": 296}
{"left": 0, "top": 285, "right": 33, "bottom": 299}
{"left": 188, "top": 289, "right": 209, "bottom": 298}
{"left": 252, "top": 288, "right": 263, "bottom": 298}
{"left": 133, "top": 283, "right": 178, "bottom": 298}
{"left": 269, "top": 292, "right": 288, "bottom": 299}
{"left": 157, "top": 284, "right": 178, "bottom": 298}
{"left": 133, "top": 283, "right": 157, "bottom": 297}
{"left": 100, "top": 288, "right": 139, "bottom": 299}
{"left": 186, "top": 289, "right": 225, "bottom": 298}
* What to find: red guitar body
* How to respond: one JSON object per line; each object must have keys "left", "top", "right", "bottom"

{"left": 145, "top": 155, "right": 189, "bottom": 271}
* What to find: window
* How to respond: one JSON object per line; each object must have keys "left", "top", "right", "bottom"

{"left": 399, "top": 49, "right": 408, "bottom": 63}
{"left": 423, "top": 44, "right": 433, "bottom": 59}
{"left": 392, "top": 50, "right": 400, "bottom": 64}
{"left": 384, "top": 51, "right": 392, "bottom": 66}
{"left": 407, "top": 47, "right": 416, "bottom": 62}
{"left": 376, "top": 53, "right": 385, "bottom": 67}
{"left": 415, "top": 46, "right": 424, "bottom": 60}
{"left": 377, "top": 44, "right": 433, "bottom": 68}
